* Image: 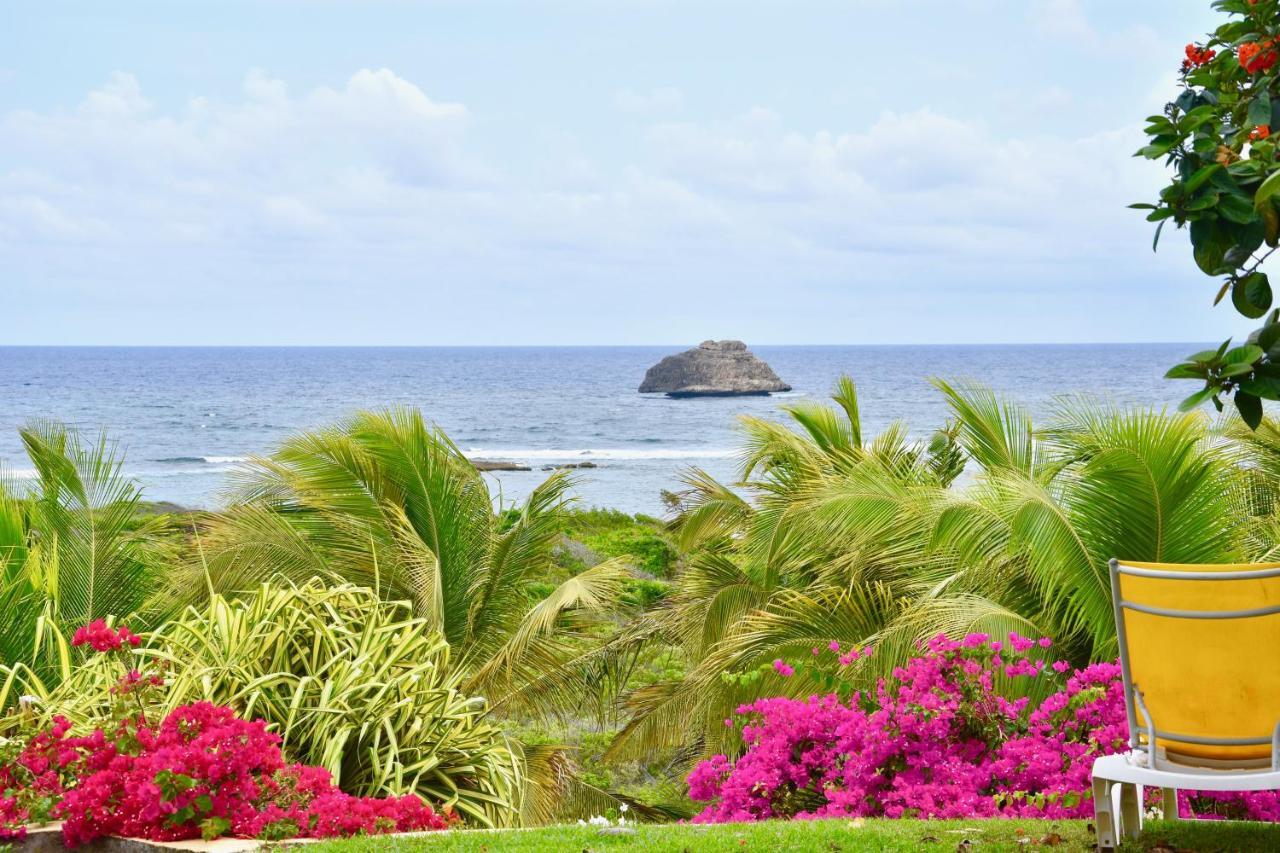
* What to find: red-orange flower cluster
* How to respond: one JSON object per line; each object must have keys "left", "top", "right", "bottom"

{"left": 1183, "top": 43, "right": 1216, "bottom": 71}
{"left": 1240, "top": 40, "right": 1279, "bottom": 74}
{"left": 1252, "top": 124, "right": 1272, "bottom": 141}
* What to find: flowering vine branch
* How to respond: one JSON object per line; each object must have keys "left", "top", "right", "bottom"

{"left": 1139, "top": 0, "right": 1280, "bottom": 427}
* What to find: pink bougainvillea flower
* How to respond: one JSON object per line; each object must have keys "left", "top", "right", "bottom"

{"left": 689, "top": 634, "right": 1280, "bottom": 825}
{"left": 0, "top": 702, "right": 454, "bottom": 844}
{"left": 71, "top": 621, "right": 142, "bottom": 653}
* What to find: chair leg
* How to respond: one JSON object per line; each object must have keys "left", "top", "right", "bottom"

{"left": 1093, "top": 777, "right": 1117, "bottom": 850}
{"left": 1120, "top": 782, "right": 1143, "bottom": 841}
{"left": 1162, "top": 787, "right": 1178, "bottom": 820}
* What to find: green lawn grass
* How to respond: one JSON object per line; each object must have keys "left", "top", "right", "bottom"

{"left": 307, "top": 817, "right": 1280, "bottom": 852}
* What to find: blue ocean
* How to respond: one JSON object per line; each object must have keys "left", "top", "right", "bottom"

{"left": 0, "top": 345, "right": 1203, "bottom": 515}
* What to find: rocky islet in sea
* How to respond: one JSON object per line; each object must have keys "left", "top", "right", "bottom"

{"left": 638, "top": 340, "right": 791, "bottom": 397}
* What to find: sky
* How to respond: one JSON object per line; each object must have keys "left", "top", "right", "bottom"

{"left": 0, "top": 0, "right": 1255, "bottom": 346}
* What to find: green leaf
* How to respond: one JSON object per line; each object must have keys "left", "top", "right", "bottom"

{"left": 1233, "top": 218, "right": 1265, "bottom": 257}
{"left": 1220, "top": 362, "right": 1256, "bottom": 378}
{"left": 1165, "top": 363, "right": 1208, "bottom": 379}
{"left": 1187, "top": 193, "right": 1221, "bottom": 212}
{"left": 200, "top": 817, "right": 232, "bottom": 842}
{"left": 1192, "top": 219, "right": 1231, "bottom": 275}
{"left": 1224, "top": 343, "right": 1265, "bottom": 365}
{"left": 1215, "top": 280, "right": 1232, "bottom": 306}
{"left": 1237, "top": 391, "right": 1264, "bottom": 429}
{"left": 1230, "top": 158, "right": 1266, "bottom": 178}
{"left": 1262, "top": 201, "right": 1280, "bottom": 246}
{"left": 1178, "top": 386, "right": 1218, "bottom": 412}
{"left": 1249, "top": 92, "right": 1273, "bottom": 128}
{"left": 1255, "top": 169, "right": 1280, "bottom": 209}
{"left": 1184, "top": 104, "right": 1216, "bottom": 125}
{"left": 1193, "top": 134, "right": 1219, "bottom": 155}
{"left": 1185, "top": 163, "right": 1223, "bottom": 193}
{"left": 1233, "top": 273, "right": 1273, "bottom": 319}
{"left": 1240, "top": 376, "right": 1280, "bottom": 400}
{"left": 1257, "top": 320, "right": 1280, "bottom": 351}
{"left": 1220, "top": 192, "right": 1259, "bottom": 224}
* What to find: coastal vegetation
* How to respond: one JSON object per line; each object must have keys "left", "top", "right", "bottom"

{"left": 599, "top": 377, "right": 1272, "bottom": 763}
{"left": 3, "top": 374, "right": 1280, "bottom": 844}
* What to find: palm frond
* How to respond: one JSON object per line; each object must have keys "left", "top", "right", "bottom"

{"left": 932, "top": 378, "right": 1036, "bottom": 475}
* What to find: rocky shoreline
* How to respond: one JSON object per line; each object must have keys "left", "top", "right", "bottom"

{"left": 470, "top": 459, "right": 600, "bottom": 473}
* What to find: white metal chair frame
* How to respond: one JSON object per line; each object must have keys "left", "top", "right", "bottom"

{"left": 1091, "top": 559, "right": 1280, "bottom": 849}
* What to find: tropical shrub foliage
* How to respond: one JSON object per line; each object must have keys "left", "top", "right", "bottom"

{"left": 164, "top": 408, "right": 648, "bottom": 822}
{"left": 1138, "top": 0, "right": 1280, "bottom": 424}
{"left": 185, "top": 408, "right": 632, "bottom": 720}
{"left": 0, "top": 412, "right": 645, "bottom": 829}
{"left": 607, "top": 378, "right": 1273, "bottom": 762}
{"left": 4, "top": 582, "right": 524, "bottom": 827}
{"left": 0, "top": 629, "right": 454, "bottom": 845}
{"left": 3, "top": 379, "right": 1280, "bottom": 833}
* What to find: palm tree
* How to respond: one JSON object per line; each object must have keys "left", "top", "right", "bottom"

{"left": 608, "top": 379, "right": 964, "bottom": 759}
{"left": 928, "top": 382, "right": 1251, "bottom": 658}
{"left": 606, "top": 378, "right": 1269, "bottom": 763}
{"left": 172, "top": 408, "right": 637, "bottom": 823}
{"left": 0, "top": 422, "right": 174, "bottom": 684}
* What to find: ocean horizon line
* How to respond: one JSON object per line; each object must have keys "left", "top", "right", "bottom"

{"left": 0, "top": 341, "right": 1214, "bottom": 350}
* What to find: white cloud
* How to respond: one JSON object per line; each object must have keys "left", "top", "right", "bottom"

{"left": 0, "top": 69, "right": 1157, "bottom": 262}
{"left": 243, "top": 69, "right": 288, "bottom": 103}
{"left": 636, "top": 106, "right": 1157, "bottom": 267}
{"left": 0, "top": 69, "right": 479, "bottom": 249}
{"left": 0, "top": 67, "right": 1190, "bottom": 344}
{"left": 79, "top": 72, "right": 151, "bottom": 118}
{"left": 615, "top": 87, "right": 684, "bottom": 115}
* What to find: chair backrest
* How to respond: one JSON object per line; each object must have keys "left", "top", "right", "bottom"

{"left": 1110, "top": 559, "right": 1280, "bottom": 767}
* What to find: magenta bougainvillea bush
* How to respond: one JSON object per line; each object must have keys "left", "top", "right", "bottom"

{"left": 689, "top": 634, "right": 1280, "bottom": 824}
{"left": 0, "top": 624, "right": 454, "bottom": 846}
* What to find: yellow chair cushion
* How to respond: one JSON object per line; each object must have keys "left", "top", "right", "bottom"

{"left": 1117, "top": 561, "right": 1280, "bottom": 764}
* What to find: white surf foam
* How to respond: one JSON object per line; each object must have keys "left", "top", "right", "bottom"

{"left": 463, "top": 447, "right": 736, "bottom": 461}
